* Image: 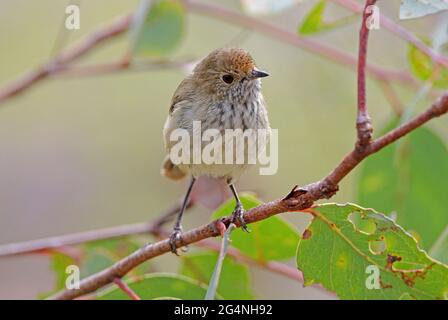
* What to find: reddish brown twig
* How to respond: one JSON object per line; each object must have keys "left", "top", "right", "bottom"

{"left": 0, "top": 203, "right": 187, "bottom": 257}
{"left": 113, "top": 278, "right": 141, "bottom": 300}
{"left": 331, "top": 0, "right": 448, "bottom": 68}
{"left": 51, "top": 58, "right": 195, "bottom": 78}
{"left": 356, "top": 0, "right": 376, "bottom": 149}
{"left": 48, "top": 93, "right": 448, "bottom": 300}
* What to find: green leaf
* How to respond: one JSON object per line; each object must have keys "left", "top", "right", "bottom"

{"left": 408, "top": 44, "right": 448, "bottom": 88}
{"left": 85, "top": 238, "right": 141, "bottom": 254}
{"left": 129, "top": 0, "right": 185, "bottom": 58}
{"left": 430, "top": 226, "right": 448, "bottom": 264}
{"left": 357, "top": 121, "right": 448, "bottom": 248}
{"left": 212, "top": 193, "right": 298, "bottom": 262}
{"left": 298, "top": 1, "right": 356, "bottom": 36}
{"left": 296, "top": 203, "right": 448, "bottom": 300}
{"left": 50, "top": 251, "right": 77, "bottom": 291}
{"left": 96, "top": 273, "right": 212, "bottom": 300}
{"left": 39, "top": 251, "right": 78, "bottom": 299}
{"left": 83, "top": 238, "right": 152, "bottom": 277}
{"left": 180, "top": 251, "right": 254, "bottom": 299}
{"left": 400, "top": 0, "right": 448, "bottom": 20}
{"left": 81, "top": 249, "right": 115, "bottom": 278}
{"left": 299, "top": 1, "right": 327, "bottom": 35}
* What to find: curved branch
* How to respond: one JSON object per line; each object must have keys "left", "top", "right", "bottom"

{"left": 0, "top": 203, "right": 185, "bottom": 257}
{"left": 0, "top": 14, "right": 132, "bottom": 103}
{"left": 49, "top": 93, "right": 448, "bottom": 300}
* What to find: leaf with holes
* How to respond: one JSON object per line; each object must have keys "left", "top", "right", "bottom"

{"left": 297, "top": 203, "right": 448, "bottom": 300}
{"left": 96, "top": 273, "right": 215, "bottom": 300}
{"left": 298, "top": 1, "right": 356, "bottom": 35}
{"left": 129, "top": 0, "right": 185, "bottom": 57}
{"left": 357, "top": 122, "right": 448, "bottom": 248}
{"left": 180, "top": 251, "right": 254, "bottom": 299}
{"left": 400, "top": 0, "right": 448, "bottom": 20}
{"left": 212, "top": 193, "right": 298, "bottom": 261}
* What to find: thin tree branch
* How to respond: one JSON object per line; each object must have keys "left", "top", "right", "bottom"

{"left": 50, "top": 58, "right": 195, "bottom": 78}
{"left": 0, "top": 213, "right": 327, "bottom": 295}
{"left": 0, "top": 203, "right": 189, "bottom": 257}
{"left": 0, "top": 14, "right": 132, "bottom": 103}
{"left": 0, "top": 0, "right": 417, "bottom": 104}
{"left": 48, "top": 93, "right": 448, "bottom": 300}
{"left": 113, "top": 277, "right": 141, "bottom": 300}
{"left": 356, "top": 0, "right": 376, "bottom": 149}
{"left": 331, "top": 0, "right": 448, "bottom": 68}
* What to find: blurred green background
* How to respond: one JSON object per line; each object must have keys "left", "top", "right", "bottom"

{"left": 0, "top": 0, "right": 447, "bottom": 299}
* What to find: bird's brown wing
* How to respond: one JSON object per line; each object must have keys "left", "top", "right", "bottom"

{"left": 169, "top": 76, "right": 194, "bottom": 114}
{"left": 161, "top": 155, "right": 186, "bottom": 180}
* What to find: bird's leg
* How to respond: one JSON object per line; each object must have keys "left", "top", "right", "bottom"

{"left": 229, "top": 184, "right": 249, "bottom": 232}
{"left": 169, "top": 177, "right": 196, "bottom": 255}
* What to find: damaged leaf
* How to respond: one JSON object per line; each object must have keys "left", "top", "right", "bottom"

{"left": 296, "top": 203, "right": 448, "bottom": 300}
{"left": 357, "top": 123, "right": 448, "bottom": 249}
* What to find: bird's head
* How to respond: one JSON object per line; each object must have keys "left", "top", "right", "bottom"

{"left": 192, "top": 47, "right": 269, "bottom": 102}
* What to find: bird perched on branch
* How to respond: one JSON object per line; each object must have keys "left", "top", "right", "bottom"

{"left": 161, "top": 47, "right": 271, "bottom": 254}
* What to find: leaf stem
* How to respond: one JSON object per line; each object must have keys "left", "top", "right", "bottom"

{"left": 205, "top": 223, "right": 236, "bottom": 300}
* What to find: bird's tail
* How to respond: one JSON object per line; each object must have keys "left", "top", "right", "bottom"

{"left": 161, "top": 156, "right": 186, "bottom": 180}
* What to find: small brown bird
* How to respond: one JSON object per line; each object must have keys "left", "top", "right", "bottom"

{"left": 162, "top": 48, "right": 271, "bottom": 253}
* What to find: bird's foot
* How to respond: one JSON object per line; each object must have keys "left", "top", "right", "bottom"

{"left": 231, "top": 204, "right": 250, "bottom": 232}
{"left": 169, "top": 227, "right": 183, "bottom": 255}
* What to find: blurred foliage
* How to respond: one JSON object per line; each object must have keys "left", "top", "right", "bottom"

{"left": 297, "top": 203, "right": 448, "bottom": 300}
{"left": 180, "top": 251, "right": 254, "bottom": 299}
{"left": 400, "top": 0, "right": 448, "bottom": 20}
{"left": 49, "top": 251, "right": 77, "bottom": 293}
{"left": 408, "top": 43, "right": 448, "bottom": 88}
{"left": 96, "top": 273, "right": 212, "bottom": 300}
{"left": 130, "top": 0, "right": 185, "bottom": 57}
{"left": 43, "top": 236, "right": 151, "bottom": 297}
{"left": 212, "top": 193, "right": 298, "bottom": 261}
{"left": 298, "top": 0, "right": 356, "bottom": 36}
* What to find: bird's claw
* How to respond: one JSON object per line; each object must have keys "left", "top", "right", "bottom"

{"left": 169, "top": 227, "right": 183, "bottom": 255}
{"left": 232, "top": 204, "right": 250, "bottom": 232}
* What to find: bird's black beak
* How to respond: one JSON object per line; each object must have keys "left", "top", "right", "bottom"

{"left": 252, "top": 69, "right": 269, "bottom": 78}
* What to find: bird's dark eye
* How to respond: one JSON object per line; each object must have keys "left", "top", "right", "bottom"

{"left": 222, "top": 74, "right": 234, "bottom": 84}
